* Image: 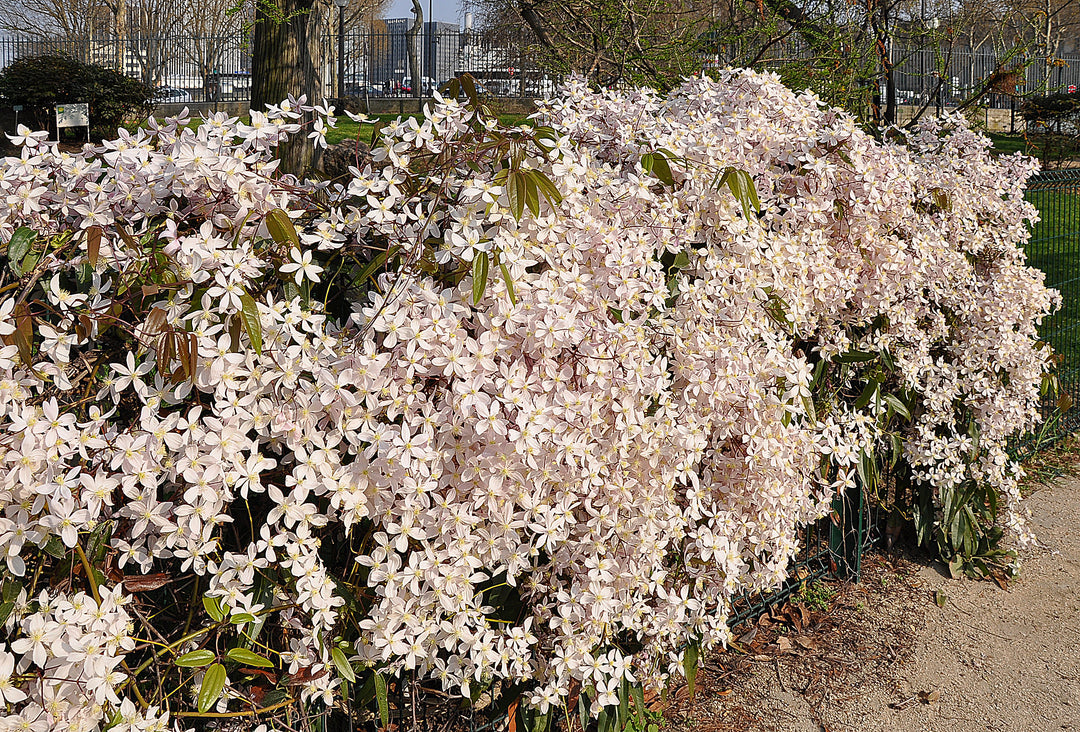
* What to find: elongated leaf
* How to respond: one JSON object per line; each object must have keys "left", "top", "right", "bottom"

{"left": 531, "top": 170, "right": 563, "bottom": 207}
{"left": 87, "top": 226, "right": 101, "bottom": 268}
{"left": 265, "top": 209, "right": 299, "bottom": 248}
{"left": 835, "top": 350, "right": 877, "bottom": 364}
{"left": 473, "top": 251, "right": 490, "bottom": 305}
{"left": 523, "top": 173, "right": 540, "bottom": 218}
{"left": 331, "top": 646, "right": 356, "bottom": 683}
{"left": 144, "top": 307, "right": 168, "bottom": 336}
{"left": 357, "top": 246, "right": 400, "bottom": 289}
{"left": 238, "top": 291, "right": 263, "bottom": 356}
{"left": 115, "top": 224, "right": 138, "bottom": 250}
{"left": 577, "top": 689, "right": 590, "bottom": 732}
{"left": 499, "top": 259, "right": 516, "bottom": 305}
{"left": 597, "top": 707, "right": 611, "bottom": 732}
{"left": 203, "top": 596, "right": 224, "bottom": 622}
{"left": 723, "top": 168, "right": 760, "bottom": 221}
{"left": 176, "top": 650, "right": 216, "bottom": 668}
{"left": 631, "top": 683, "right": 646, "bottom": 728}
{"left": 508, "top": 170, "right": 525, "bottom": 221}
{"left": 13, "top": 304, "right": 33, "bottom": 365}
{"left": 461, "top": 73, "right": 478, "bottom": 106}
{"left": 375, "top": 672, "right": 389, "bottom": 729}
{"left": 683, "top": 643, "right": 699, "bottom": 699}
{"left": 854, "top": 380, "right": 878, "bottom": 410}
{"left": 198, "top": 663, "right": 227, "bottom": 712}
{"left": 883, "top": 393, "right": 911, "bottom": 420}
{"left": 6, "top": 227, "right": 35, "bottom": 276}
{"left": 226, "top": 647, "right": 273, "bottom": 668}
{"left": 617, "top": 678, "right": 629, "bottom": 731}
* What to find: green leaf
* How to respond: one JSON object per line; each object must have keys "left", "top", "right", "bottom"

{"left": 472, "top": 251, "right": 490, "bottom": 305}
{"left": 331, "top": 646, "right": 356, "bottom": 683}
{"left": 375, "top": 672, "right": 389, "bottom": 729}
{"left": 597, "top": 706, "right": 612, "bottom": 732}
{"left": 531, "top": 171, "right": 563, "bottom": 207}
{"left": 198, "top": 663, "right": 227, "bottom": 712}
{"left": 855, "top": 448, "right": 876, "bottom": 492}
{"left": 641, "top": 152, "right": 655, "bottom": 174}
{"left": 6, "top": 227, "right": 36, "bottom": 276}
{"left": 722, "top": 168, "right": 760, "bottom": 221}
{"left": 854, "top": 380, "right": 879, "bottom": 410}
{"left": 883, "top": 393, "right": 911, "bottom": 420}
{"left": 670, "top": 250, "right": 691, "bottom": 272}
{"left": 651, "top": 153, "right": 674, "bottom": 187}
{"left": 203, "top": 596, "right": 224, "bottom": 622}
{"left": 499, "top": 259, "right": 516, "bottom": 305}
{"left": 357, "top": 245, "right": 401, "bottom": 287}
{"left": 523, "top": 173, "right": 540, "bottom": 218}
{"left": 461, "top": 73, "right": 478, "bottom": 106}
{"left": 682, "top": 643, "right": 699, "bottom": 699}
{"left": 265, "top": 209, "right": 299, "bottom": 248}
{"left": 835, "top": 350, "right": 877, "bottom": 364}
{"left": 618, "top": 678, "right": 629, "bottom": 731}
{"left": 226, "top": 648, "right": 273, "bottom": 668}
{"left": 42, "top": 535, "right": 66, "bottom": 559}
{"left": 176, "top": 650, "right": 216, "bottom": 668}
{"left": 577, "top": 689, "right": 590, "bottom": 732}
{"left": 631, "top": 682, "right": 646, "bottom": 728}
{"left": 238, "top": 291, "right": 263, "bottom": 356}
{"left": 508, "top": 170, "right": 526, "bottom": 221}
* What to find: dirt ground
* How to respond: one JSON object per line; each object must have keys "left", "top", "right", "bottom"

{"left": 665, "top": 472, "right": 1080, "bottom": 732}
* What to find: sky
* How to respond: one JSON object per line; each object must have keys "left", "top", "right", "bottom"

{"left": 381, "top": 0, "right": 464, "bottom": 25}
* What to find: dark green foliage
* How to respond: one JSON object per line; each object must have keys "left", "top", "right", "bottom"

{"left": 1020, "top": 92, "right": 1080, "bottom": 125}
{"left": 0, "top": 54, "right": 153, "bottom": 139}
{"left": 1020, "top": 93, "right": 1080, "bottom": 168}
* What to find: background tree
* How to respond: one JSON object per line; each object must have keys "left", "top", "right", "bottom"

{"left": 251, "top": 0, "right": 323, "bottom": 174}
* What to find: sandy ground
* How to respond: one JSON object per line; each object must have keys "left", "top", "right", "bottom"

{"left": 665, "top": 475, "right": 1080, "bottom": 732}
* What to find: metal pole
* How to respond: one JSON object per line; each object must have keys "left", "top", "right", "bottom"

{"left": 338, "top": 3, "right": 346, "bottom": 98}
{"left": 427, "top": 0, "right": 433, "bottom": 94}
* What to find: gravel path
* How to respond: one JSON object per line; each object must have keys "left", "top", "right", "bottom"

{"left": 667, "top": 475, "right": 1080, "bottom": 732}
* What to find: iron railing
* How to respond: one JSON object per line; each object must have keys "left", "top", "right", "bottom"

{"left": 3, "top": 29, "right": 1080, "bottom": 108}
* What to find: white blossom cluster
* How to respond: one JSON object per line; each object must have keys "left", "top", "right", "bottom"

{"left": 0, "top": 70, "right": 1055, "bottom": 726}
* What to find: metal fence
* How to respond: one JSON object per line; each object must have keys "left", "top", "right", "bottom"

{"left": 3, "top": 28, "right": 1080, "bottom": 108}
{"left": 1015, "top": 169, "right": 1080, "bottom": 452}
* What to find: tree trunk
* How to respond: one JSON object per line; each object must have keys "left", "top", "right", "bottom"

{"left": 407, "top": 0, "right": 422, "bottom": 98}
{"left": 252, "top": 0, "right": 322, "bottom": 176}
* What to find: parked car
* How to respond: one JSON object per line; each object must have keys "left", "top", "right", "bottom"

{"left": 400, "top": 77, "right": 437, "bottom": 95}
{"left": 345, "top": 83, "right": 383, "bottom": 98}
{"left": 153, "top": 86, "right": 192, "bottom": 104}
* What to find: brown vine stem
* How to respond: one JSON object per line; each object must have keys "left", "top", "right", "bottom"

{"left": 173, "top": 697, "right": 296, "bottom": 718}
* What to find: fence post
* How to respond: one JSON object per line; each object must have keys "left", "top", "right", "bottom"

{"left": 828, "top": 483, "right": 866, "bottom": 581}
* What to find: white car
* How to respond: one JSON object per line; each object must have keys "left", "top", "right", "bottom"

{"left": 154, "top": 86, "right": 192, "bottom": 104}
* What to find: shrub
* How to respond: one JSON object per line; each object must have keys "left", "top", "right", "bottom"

{"left": 0, "top": 72, "right": 1055, "bottom": 731}
{"left": 1019, "top": 92, "right": 1080, "bottom": 167}
{"left": 0, "top": 54, "right": 152, "bottom": 139}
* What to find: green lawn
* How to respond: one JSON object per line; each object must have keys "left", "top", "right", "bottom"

{"left": 989, "top": 133, "right": 1029, "bottom": 156}
{"left": 1025, "top": 185, "right": 1080, "bottom": 400}
{"left": 324, "top": 113, "right": 532, "bottom": 146}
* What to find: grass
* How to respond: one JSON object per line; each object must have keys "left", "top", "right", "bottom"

{"left": 323, "top": 112, "right": 531, "bottom": 146}
{"left": 989, "top": 132, "right": 1029, "bottom": 156}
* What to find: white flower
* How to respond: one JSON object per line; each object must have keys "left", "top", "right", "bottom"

{"left": 280, "top": 247, "right": 324, "bottom": 285}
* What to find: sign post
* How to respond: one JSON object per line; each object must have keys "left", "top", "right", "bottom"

{"left": 55, "top": 103, "right": 90, "bottom": 143}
